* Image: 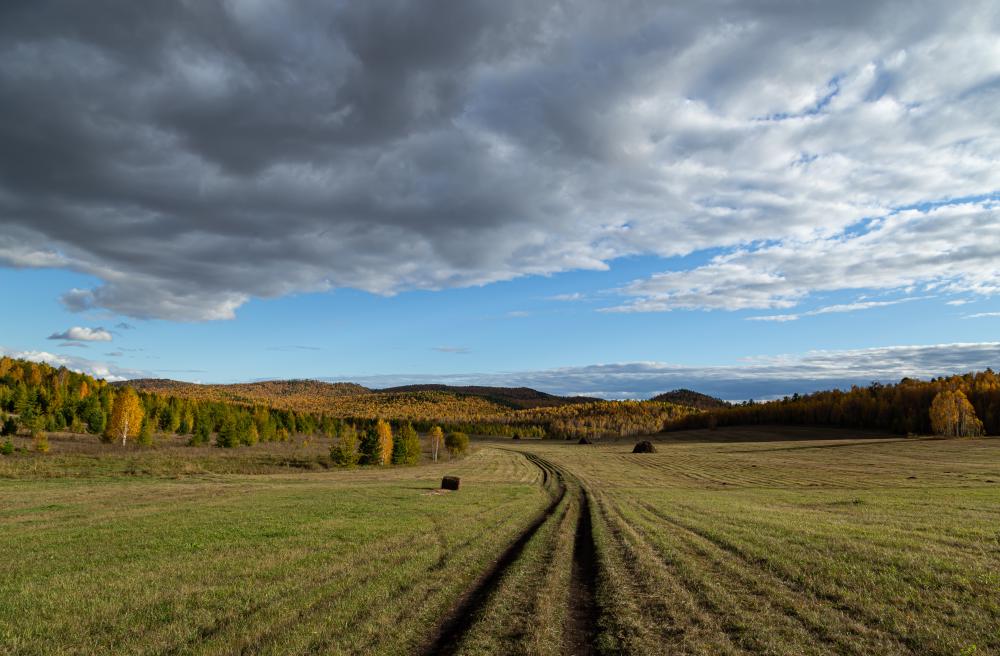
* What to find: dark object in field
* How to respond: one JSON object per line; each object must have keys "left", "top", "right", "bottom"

{"left": 578, "top": 437, "right": 592, "bottom": 445}
{"left": 632, "top": 440, "right": 657, "bottom": 453}
{"left": 512, "top": 434, "right": 521, "bottom": 440}
{"left": 441, "top": 476, "right": 461, "bottom": 490}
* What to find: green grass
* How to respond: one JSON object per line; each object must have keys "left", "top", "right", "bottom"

{"left": 0, "top": 448, "right": 548, "bottom": 655}
{"left": 2, "top": 426, "right": 998, "bottom": 655}
{"left": 514, "top": 429, "right": 1000, "bottom": 655}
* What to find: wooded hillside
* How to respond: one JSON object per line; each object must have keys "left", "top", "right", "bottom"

{"left": 663, "top": 370, "right": 1000, "bottom": 436}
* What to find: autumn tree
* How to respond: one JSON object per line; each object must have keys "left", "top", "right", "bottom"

{"left": 930, "top": 390, "right": 984, "bottom": 438}
{"left": 109, "top": 387, "right": 144, "bottom": 446}
{"left": 375, "top": 419, "right": 393, "bottom": 466}
{"left": 428, "top": 425, "right": 444, "bottom": 462}
{"left": 392, "top": 422, "right": 421, "bottom": 465}
{"left": 445, "top": 431, "right": 470, "bottom": 457}
{"left": 331, "top": 423, "right": 360, "bottom": 467}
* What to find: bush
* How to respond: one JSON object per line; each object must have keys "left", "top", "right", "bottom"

{"left": 188, "top": 421, "right": 211, "bottom": 446}
{"left": 138, "top": 418, "right": 153, "bottom": 446}
{"left": 1, "top": 416, "right": 17, "bottom": 437}
{"left": 331, "top": 423, "right": 359, "bottom": 467}
{"left": 32, "top": 430, "right": 49, "bottom": 454}
{"left": 444, "top": 431, "right": 469, "bottom": 457}
{"left": 1, "top": 439, "right": 13, "bottom": 456}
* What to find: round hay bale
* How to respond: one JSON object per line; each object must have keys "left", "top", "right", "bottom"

{"left": 441, "top": 476, "right": 461, "bottom": 491}
{"left": 632, "top": 440, "right": 657, "bottom": 454}
{"left": 578, "top": 437, "right": 592, "bottom": 445}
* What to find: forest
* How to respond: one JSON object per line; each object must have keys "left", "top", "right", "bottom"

{"left": 0, "top": 357, "right": 695, "bottom": 454}
{"left": 663, "top": 370, "right": 1000, "bottom": 436}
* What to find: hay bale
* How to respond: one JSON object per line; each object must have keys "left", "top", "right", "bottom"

{"left": 512, "top": 434, "right": 521, "bottom": 440}
{"left": 578, "top": 437, "right": 592, "bottom": 445}
{"left": 441, "top": 476, "right": 461, "bottom": 490}
{"left": 632, "top": 440, "right": 657, "bottom": 454}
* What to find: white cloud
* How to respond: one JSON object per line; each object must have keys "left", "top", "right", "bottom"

{"left": 965, "top": 311, "right": 1000, "bottom": 318}
{"left": 339, "top": 342, "right": 1000, "bottom": 401}
{"left": 747, "top": 297, "right": 923, "bottom": 322}
{"left": 611, "top": 203, "right": 1000, "bottom": 313}
{"left": 47, "top": 326, "right": 113, "bottom": 342}
{"left": 0, "top": 2, "right": 995, "bottom": 319}
{"left": 0, "top": 348, "right": 145, "bottom": 382}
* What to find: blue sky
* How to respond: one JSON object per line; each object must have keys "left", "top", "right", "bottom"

{"left": 4, "top": 250, "right": 1000, "bottom": 399}
{"left": 1, "top": 2, "right": 999, "bottom": 398}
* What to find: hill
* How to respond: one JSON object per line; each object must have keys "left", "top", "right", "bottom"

{"left": 376, "top": 384, "right": 600, "bottom": 409}
{"left": 119, "top": 376, "right": 696, "bottom": 438}
{"left": 650, "top": 389, "right": 729, "bottom": 410}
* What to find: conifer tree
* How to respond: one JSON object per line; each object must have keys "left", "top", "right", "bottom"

{"left": 375, "top": 419, "right": 393, "bottom": 466}
{"left": 392, "top": 422, "right": 421, "bottom": 465}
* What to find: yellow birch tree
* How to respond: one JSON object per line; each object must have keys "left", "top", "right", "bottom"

{"left": 428, "top": 425, "right": 444, "bottom": 462}
{"left": 110, "top": 387, "right": 144, "bottom": 446}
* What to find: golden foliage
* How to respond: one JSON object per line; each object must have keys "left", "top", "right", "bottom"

{"left": 109, "top": 387, "right": 144, "bottom": 446}
{"left": 930, "top": 390, "right": 984, "bottom": 437}
{"left": 375, "top": 419, "right": 393, "bottom": 466}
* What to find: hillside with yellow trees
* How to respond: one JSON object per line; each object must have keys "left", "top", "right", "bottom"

{"left": 664, "top": 370, "right": 1000, "bottom": 437}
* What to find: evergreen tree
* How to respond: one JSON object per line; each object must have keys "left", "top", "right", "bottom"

{"left": 358, "top": 426, "right": 380, "bottom": 465}
{"left": 392, "top": 422, "right": 421, "bottom": 465}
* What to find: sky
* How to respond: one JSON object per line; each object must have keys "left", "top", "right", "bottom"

{"left": 1, "top": 1, "right": 999, "bottom": 400}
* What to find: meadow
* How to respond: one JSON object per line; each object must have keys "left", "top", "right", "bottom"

{"left": 2, "top": 427, "right": 998, "bottom": 655}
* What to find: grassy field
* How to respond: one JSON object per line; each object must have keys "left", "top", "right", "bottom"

{"left": 514, "top": 428, "right": 1000, "bottom": 656}
{"left": 0, "top": 448, "right": 554, "bottom": 655}
{"left": 2, "top": 427, "right": 999, "bottom": 655}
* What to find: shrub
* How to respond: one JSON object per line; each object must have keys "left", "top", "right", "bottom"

{"left": 1, "top": 439, "right": 13, "bottom": 456}
{"left": 445, "top": 431, "right": 469, "bottom": 457}
{"left": 331, "top": 423, "right": 359, "bottom": 467}
{"left": 137, "top": 418, "right": 153, "bottom": 446}
{"left": 32, "top": 430, "right": 49, "bottom": 454}
{"left": 1, "top": 415, "right": 17, "bottom": 437}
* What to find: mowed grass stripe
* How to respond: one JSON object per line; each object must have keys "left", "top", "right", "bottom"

{"left": 0, "top": 448, "right": 549, "bottom": 655}
{"left": 625, "top": 498, "right": 908, "bottom": 655}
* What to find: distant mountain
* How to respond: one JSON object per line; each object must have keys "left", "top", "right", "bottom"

{"left": 650, "top": 389, "right": 729, "bottom": 410}
{"left": 376, "top": 384, "right": 601, "bottom": 409}
{"left": 119, "top": 378, "right": 601, "bottom": 419}
{"left": 122, "top": 378, "right": 370, "bottom": 397}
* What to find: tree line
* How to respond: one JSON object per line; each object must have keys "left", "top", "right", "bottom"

{"left": 662, "top": 370, "right": 1000, "bottom": 437}
{"left": 0, "top": 357, "right": 473, "bottom": 462}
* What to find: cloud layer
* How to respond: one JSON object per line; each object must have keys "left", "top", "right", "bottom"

{"left": 7, "top": 340, "right": 999, "bottom": 401}
{"left": 0, "top": 2, "right": 998, "bottom": 319}
{"left": 342, "top": 342, "right": 1000, "bottom": 400}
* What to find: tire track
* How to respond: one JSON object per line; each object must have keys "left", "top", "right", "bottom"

{"left": 420, "top": 449, "right": 604, "bottom": 656}
{"left": 419, "top": 451, "right": 566, "bottom": 656}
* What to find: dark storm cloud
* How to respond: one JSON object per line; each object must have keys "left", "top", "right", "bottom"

{"left": 0, "top": 1, "right": 998, "bottom": 319}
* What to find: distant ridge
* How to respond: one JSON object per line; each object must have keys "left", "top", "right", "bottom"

{"left": 376, "top": 384, "right": 601, "bottom": 409}
{"left": 120, "top": 378, "right": 601, "bottom": 411}
{"left": 650, "top": 388, "right": 729, "bottom": 410}
{"left": 121, "top": 378, "right": 370, "bottom": 397}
